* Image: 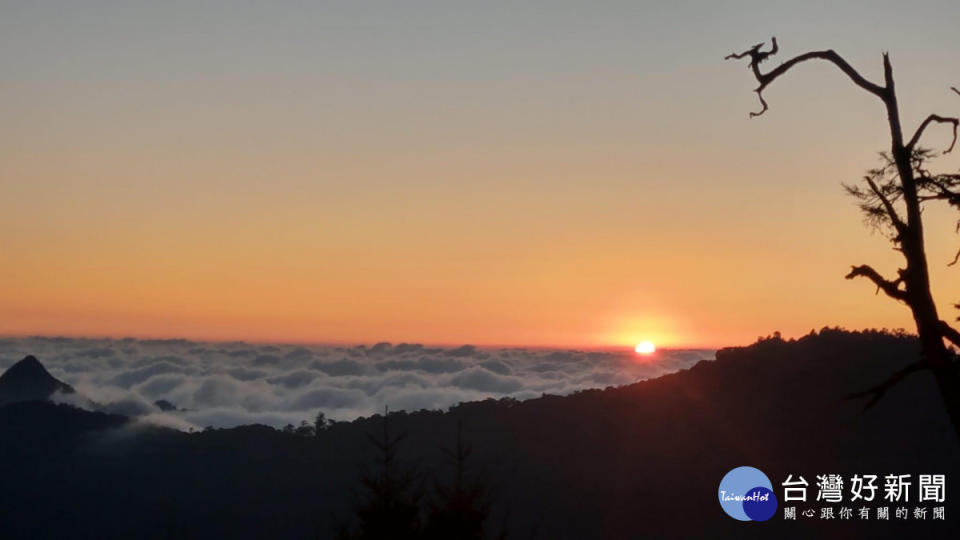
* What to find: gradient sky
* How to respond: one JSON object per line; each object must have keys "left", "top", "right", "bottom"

{"left": 2, "top": 1, "right": 960, "bottom": 348}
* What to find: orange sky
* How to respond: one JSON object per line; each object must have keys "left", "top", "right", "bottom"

{"left": 2, "top": 2, "right": 960, "bottom": 348}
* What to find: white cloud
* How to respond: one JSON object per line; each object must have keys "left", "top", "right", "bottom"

{"left": 0, "top": 337, "right": 714, "bottom": 429}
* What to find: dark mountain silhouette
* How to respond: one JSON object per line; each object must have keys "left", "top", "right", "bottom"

{"left": 0, "top": 330, "right": 957, "bottom": 539}
{"left": 0, "top": 355, "right": 75, "bottom": 405}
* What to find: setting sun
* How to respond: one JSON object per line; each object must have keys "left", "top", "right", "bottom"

{"left": 635, "top": 341, "right": 656, "bottom": 355}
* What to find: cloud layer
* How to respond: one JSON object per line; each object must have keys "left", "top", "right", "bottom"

{"left": 0, "top": 337, "right": 713, "bottom": 430}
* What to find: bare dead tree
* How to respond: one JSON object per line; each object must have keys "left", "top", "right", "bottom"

{"left": 726, "top": 38, "right": 960, "bottom": 439}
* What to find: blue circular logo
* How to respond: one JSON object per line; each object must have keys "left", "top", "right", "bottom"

{"left": 718, "top": 466, "right": 778, "bottom": 521}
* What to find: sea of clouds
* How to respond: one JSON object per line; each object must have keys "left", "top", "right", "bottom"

{"left": 0, "top": 337, "right": 714, "bottom": 430}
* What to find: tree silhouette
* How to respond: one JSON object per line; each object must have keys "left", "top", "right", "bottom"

{"left": 727, "top": 38, "right": 960, "bottom": 437}
{"left": 423, "top": 423, "right": 504, "bottom": 540}
{"left": 315, "top": 410, "right": 329, "bottom": 435}
{"left": 340, "top": 407, "right": 422, "bottom": 540}
{"left": 296, "top": 420, "right": 316, "bottom": 437}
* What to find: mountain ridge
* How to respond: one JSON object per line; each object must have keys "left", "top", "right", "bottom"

{"left": 0, "top": 354, "right": 76, "bottom": 405}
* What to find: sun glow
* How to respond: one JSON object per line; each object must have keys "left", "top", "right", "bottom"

{"left": 635, "top": 341, "right": 656, "bottom": 355}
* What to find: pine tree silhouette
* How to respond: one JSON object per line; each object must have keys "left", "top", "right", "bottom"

{"left": 341, "top": 406, "right": 422, "bottom": 540}
{"left": 424, "top": 423, "right": 505, "bottom": 540}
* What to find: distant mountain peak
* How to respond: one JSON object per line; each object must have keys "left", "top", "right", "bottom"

{"left": 0, "top": 355, "right": 76, "bottom": 405}
{"left": 19, "top": 354, "right": 40, "bottom": 364}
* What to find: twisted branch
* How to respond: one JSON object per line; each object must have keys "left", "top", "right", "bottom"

{"left": 907, "top": 114, "right": 959, "bottom": 154}
{"left": 725, "top": 38, "right": 888, "bottom": 117}
{"left": 845, "top": 264, "right": 907, "bottom": 301}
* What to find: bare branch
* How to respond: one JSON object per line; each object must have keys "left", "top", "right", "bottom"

{"left": 762, "top": 50, "right": 888, "bottom": 97}
{"left": 949, "top": 248, "right": 960, "bottom": 267}
{"left": 845, "top": 360, "right": 929, "bottom": 410}
{"left": 752, "top": 93, "right": 770, "bottom": 118}
{"left": 726, "top": 38, "right": 888, "bottom": 117}
{"left": 845, "top": 264, "right": 908, "bottom": 301}
{"left": 724, "top": 42, "right": 765, "bottom": 61}
{"left": 953, "top": 86, "right": 960, "bottom": 97}
{"left": 907, "top": 114, "right": 959, "bottom": 154}
{"left": 940, "top": 320, "right": 960, "bottom": 349}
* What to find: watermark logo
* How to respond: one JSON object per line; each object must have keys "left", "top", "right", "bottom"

{"left": 718, "top": 466, "right": 778, "bottom": 521}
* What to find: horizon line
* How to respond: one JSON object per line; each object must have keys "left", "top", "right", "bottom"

{"left": 0, "top": 331, "right": 724, "bottom": 352}
{"left": 0, "top": 326, "right": 914, "bottom": 352}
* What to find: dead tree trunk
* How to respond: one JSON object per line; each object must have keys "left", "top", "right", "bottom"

{"left": 726, "top": 39, "right": 960, "bottom": 440}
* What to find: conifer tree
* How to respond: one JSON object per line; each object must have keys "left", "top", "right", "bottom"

{"left": 342, "top": 407, "right": 422, "bottom": 540}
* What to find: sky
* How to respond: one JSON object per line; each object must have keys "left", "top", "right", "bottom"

{"left": 2, "top": 1, "right": 959, "bottom": 348}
